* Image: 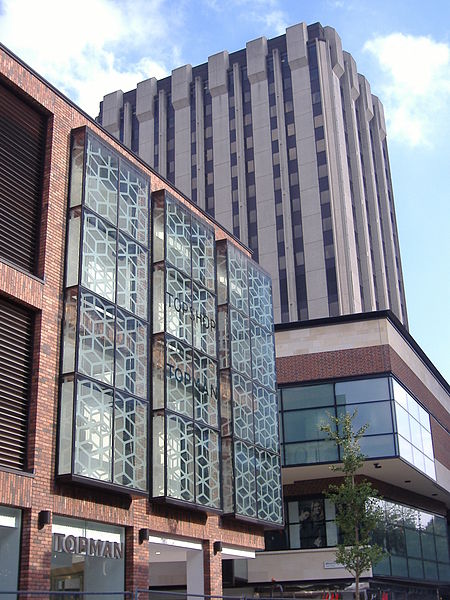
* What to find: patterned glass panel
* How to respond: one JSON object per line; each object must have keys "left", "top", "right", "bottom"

{"left": 192, "top": 219, "right": 215, "bottom": 291}
{"left": 195, "top": 425, "right": 220, "bottom": 508}
{"left": 166, "top": 338, "right": 193, "bottom": 418}
{"left": 85, "top": 136, "right": 118, "bottom": 225}
{"left": 194, "top": 351, "right": 218, "bottom": 428}
{"left": 74, "top": 379, "right": 113, "bottom": 481}
{"left": 166, "top": 414, "right": 194, "bottom": 502}
{"left": 222, "top": 437, "right": 234, "bottom": 513}
{"left": 232, "top": 373, "right": 253, "bottom": 442}
{"left": 254, "top": 385, "right": 278, "bottom": 451}
{"left": 115, "top": 310, "right": 147, "bottom": 399}
{"left": 58, "top": 378, "right": 74, "bottom": 474}
{"left": 218, "top": 308, "right": 229, "bottom": 369}
{"left": 117, "top": 234, "right": 148, "bottom": 319}
{"left": 230, "top": 309, "right": 251, "bottom": 377}
{"left": 166, "top": 197, "right": 191, "bottom": 276}
{"left": 81, "top": 213, "right": 116, "bottom": 301}
{"left": 78, "top": 293, "right": 115, "bottom": 384}
{"left": 234, "top": 441, "right": 256, "bottom": 517}
{"left": 228, "top": 243, "right": 248, "bottom": 313}
{"left": 256, "top": 450, "right": 283, "bottom": 523}
{"left": 152, "top": 414, "right": 165, "bottom": 496}
{"left": 192, "top": 283, "right": 216, "bottom": 357}
{"left": 114, "top": 394, "right": 148, "bottom": 490}
{"left": 251, "top": 322, "right": 276, "bottom": 390}
{"left": 166, "top": 267, "right": 192, "bottom": 345}
{"left": 118, "top": 165, "right": 149, "bottom": 245}
{"left": 249, "top": 263, "right": 273, "bottom": 331}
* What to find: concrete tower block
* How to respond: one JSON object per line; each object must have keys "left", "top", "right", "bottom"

{"left": 102, "top": 90, "right": 123, "bottom": 137}
{"left": 343, "top": 51, "right": 359, "bottom": 101}
{"left": 324, "top": 26, "right": 344, "bottom": 77}
{"left": 136, "top": 77, "right": 157, "bottom": 122}
{"left": 171, "top": 64, "right": 193, "bottom": 110}
{"left": 372, "top": 95, "right": 387, "bottom": 140}
{"left": 286, "top": 22, "right": 308, "bottom": 70}
{"left": 246, "top": 37, "right": 268, "bottom": 83}
{"left": 208, "top": 51, "right": 229, "bottom": 97}
{"left": 358, "top": 74, "right": 374, "bottom": 121}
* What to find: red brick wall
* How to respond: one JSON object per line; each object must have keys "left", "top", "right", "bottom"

{"left": 0, "top": 47, "right": 263, "bottom": 594}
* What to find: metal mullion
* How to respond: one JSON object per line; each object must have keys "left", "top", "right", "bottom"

{"left": 147, "top": 181, "right": 153, "bottom": 496}
{"left": 71, "top": 130, "right": 88, "bottom": 477}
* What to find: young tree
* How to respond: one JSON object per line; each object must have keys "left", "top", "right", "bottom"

{"left": 321, "top": 411, "right": 384, "bottom": 600}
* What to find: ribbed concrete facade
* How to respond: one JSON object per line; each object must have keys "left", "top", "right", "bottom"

{"left": 99, "top": 21, "right": 408, "bottom": 327}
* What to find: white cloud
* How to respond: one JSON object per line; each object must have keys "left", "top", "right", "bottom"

{"left": 0, "top": 0, "right": 181, "bottom": 116}
{"left": 201, "top": 0, "right": 288, "bottom": 36}
{"left": 363, "top": 33, "right": 450, "bottom": 147}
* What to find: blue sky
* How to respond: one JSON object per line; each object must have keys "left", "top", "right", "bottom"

{"left": 1, "top": 0, "right": 449, "bottom": 382}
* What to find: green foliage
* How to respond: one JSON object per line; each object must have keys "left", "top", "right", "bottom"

{"left": 321, "top": 411, "right": 385, "bottom": 595}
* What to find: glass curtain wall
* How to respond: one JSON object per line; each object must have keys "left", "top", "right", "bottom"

{"left": 373, "top": 500, "right": 450, "bottom": 583}
{"left": 58, "top": 128, "right": 150, "bottom": 493}
{"left": 278, "top": 376, "right": 436, "bottom": 480}
{"left": 151, "top": 190, "right": 221, "bottom": 510}
{"left": 217, "top": 240, "right": 282, "bottom": 525}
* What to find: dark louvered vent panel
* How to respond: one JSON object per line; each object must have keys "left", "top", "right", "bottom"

{"left": 0, "top": 296, "right": 33, "bottom": 470}
{"left": 0, "top": 80, "right": 47, "bottom": 273}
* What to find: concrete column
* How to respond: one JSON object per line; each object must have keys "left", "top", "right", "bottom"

{"left": 102, "top": 90, "right": 123, "bottom": 139}
{"left": 246, "top": 36, "right": 280, "bottom": 321}
{"left": 233, "top": 63, "right": 249, "bottom": 245}
{"left": 287, "top": 23, "right": 328, "bottom": 319}
{"left": 195, "top": 76, "right": 206, "bottom": 211}
{"left": 357, "top": 74, "right": 389, "bottom": 309}
{"left": 272, "top": 48, "right": 298, "bottom": 321}
{"left": 322, "top": 27, "right": 361, "bottom": 315}
{"left": 158, "top": 89, "right": 167, "bottom": 179}
{"left": 123, "top": 101, "right": 132, "bottom": 148}
{"left": 172, "top": 65, "right": 193, "bottom": 196}
{"left": 209, "top": 51, "right": 232, "bottom": 232}
{"left": 136, "top": 77, "right": 157, "bottom": 167}
{"left": 341, "top": 51, "right": 376, "bottom": 312}
{"left": 187, "top": 549, "right": 204, "bottom": 599}
{"left": 370, "top": 95, "right": 403, "bottom": 319}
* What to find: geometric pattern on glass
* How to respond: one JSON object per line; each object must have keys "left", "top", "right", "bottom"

{"left": 115, "top": 310, "right": 147, "bottom": 399}
{"left": 249, "top": 262, "right": 273, "bottom": 331}
{"left": 74, "top": 378, "right": 113, "bottom": 481}
{"left": 221, "top": 437, "right": 234, "bottom": 513}
{"left": 166, "top": 414, "right": 194, "bottom": 502}
{"left": 118, "top": 164, "right": 149, "bottom": 245}
{"left": 81, "top": 213, "right": 116, "bottom": 301}
{"left": 117, "top": 234, "right": 148, "bottom": 319}
{"left": 114, "top": 394, "right": 148, "bottom": 490}
{"left": 251, "top": 322, "right": 276, "bottom": 391}
{"left": 194, "top": 351, "right": 218, "bottom": 428}
{"left": 230, "top": 309, "right": 251, "bottom": 378}
{"left": 256, "top": 449, "right": 282, "bottom": 523}
{"left": 78, "top": 292, "right": 115, "bottom": 385}
{"left": 232, "top": 373, "right": 253, "bottom": 443}
{"left": 192, "top": 219, "right": 215, "bottom": 291}
{"left": 192, "top": 283, "right": 217, "bottom": 357}
{"left": 234, "top": 440, "right": 256, "bottom": 517}
{"left": 218, "top": 308, "right": 230, "bottom": 370}
{"left": 85, "top": 136, "right": 118, "bottom": 225}
{"left": 228, "top": 243, "right": 248, "bottom": 313}
{"left": 166, "top": 196, "right": 191, "bottom": 277}
{"left": 166, "top": 337, "right": 193, "bottom": 418}
{"left": 254, "top": 385, "right": 278, "bottom": 451}
{"left": 195, "top": 425, "right": 220, "bottom": 508}
{"left": 166, "top": 267, "right": 192, "bottom": 345}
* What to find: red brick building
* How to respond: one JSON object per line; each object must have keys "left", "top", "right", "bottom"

{"left": 0, "top": 44, "right": 282, "bottom": 596}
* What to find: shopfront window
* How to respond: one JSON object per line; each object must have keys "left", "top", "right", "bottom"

{"left": 0, "top": 506, "right": 21, "bottom": 598}
{"left": 373, "top": 501, "right": 450, "bottom": 583}
{"left": 51, "top": 516, "right": 124, "bottom": 596}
